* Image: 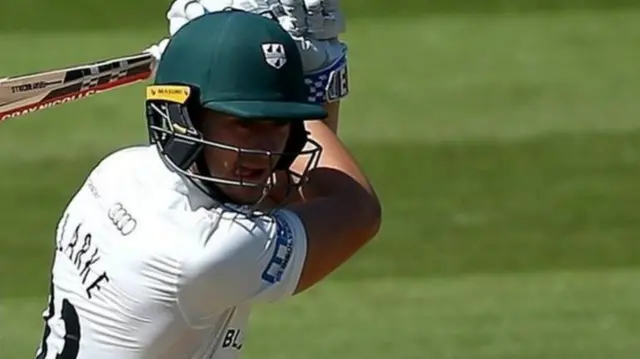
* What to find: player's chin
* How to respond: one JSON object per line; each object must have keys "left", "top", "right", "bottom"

{"left": 220, "top": 182, "right": 270, "bottom": 206}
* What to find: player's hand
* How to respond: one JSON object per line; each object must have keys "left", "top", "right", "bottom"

{"left": 146, "top": 0, "right": 349, "bottom": 104}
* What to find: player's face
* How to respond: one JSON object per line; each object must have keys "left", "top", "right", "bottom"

{"left": 200, "top": 110, "right": 291, "bottom": 204}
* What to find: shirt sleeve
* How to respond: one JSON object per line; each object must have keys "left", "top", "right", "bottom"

{"left": 176, "top": 208, "right": 307, "bottom": 327}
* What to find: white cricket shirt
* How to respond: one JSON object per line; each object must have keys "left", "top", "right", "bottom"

{"left": 35, "top": 145, "right": 307, "bottom": 359}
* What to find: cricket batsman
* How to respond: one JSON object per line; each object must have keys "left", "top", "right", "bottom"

{"left": 34, "top": 1, "right": 381, "bottom": 358}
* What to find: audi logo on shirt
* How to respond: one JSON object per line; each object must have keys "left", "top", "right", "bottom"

{"left": 108, "top": 203, "right": 137, "bottom": 236}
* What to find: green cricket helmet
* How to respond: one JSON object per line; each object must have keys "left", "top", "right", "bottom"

{"left": 145, "top": 9, "right": 327, "bottom": 205}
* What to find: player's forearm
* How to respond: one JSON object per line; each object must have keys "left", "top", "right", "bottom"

{"left": 286, "top": 119, "right": 381, "bottom": 294}
{"left": 295, "top": 120, "right": 380, "bottom": 227}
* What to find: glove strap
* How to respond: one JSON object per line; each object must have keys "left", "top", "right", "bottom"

{"left": 304, "top": 45, "right": 349, "bottom": 104}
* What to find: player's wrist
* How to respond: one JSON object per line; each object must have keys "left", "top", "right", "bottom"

{"left": 322, "top": 101, "right": 341, "bottom": 133}
{"left": 303, "top": 41, "right": 349, "bottom": 104}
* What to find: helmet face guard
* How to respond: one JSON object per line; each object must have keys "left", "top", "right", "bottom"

{"left": 145, "top": 85, "right": 322, "bottom": 207}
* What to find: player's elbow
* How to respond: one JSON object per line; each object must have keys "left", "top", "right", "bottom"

{"left": 372, "top": 200, "right": 382, "bottom": 237}
{"left": 362, "top": 192, "right": 383, "bottom": 241}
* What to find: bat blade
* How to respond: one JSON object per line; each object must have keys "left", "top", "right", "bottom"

{"left": 0, "top": 53, "right": 155, "bottom": 124}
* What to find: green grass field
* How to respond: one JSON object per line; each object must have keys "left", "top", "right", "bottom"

{"left": 2, "top": 9, "right": 640, "bottom": 359}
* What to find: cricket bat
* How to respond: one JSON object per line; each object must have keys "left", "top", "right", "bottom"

{"left": 0, "top": 53, "right": 155, "bottom": 124}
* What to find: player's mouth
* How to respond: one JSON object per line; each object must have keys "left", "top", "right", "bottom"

{"left": 234, "top": 166, "right": 267, "bottom": 182}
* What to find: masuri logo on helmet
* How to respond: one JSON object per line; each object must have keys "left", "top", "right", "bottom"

{"left": 147, "top": 85, "right": 191, "bottom": 104}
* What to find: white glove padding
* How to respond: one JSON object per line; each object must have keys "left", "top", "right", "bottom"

{"left": 273, "top": 0, "right": 345, "bottom": 40}
{"left": 148, "top": 0, "right": 349, "bottom": 104}
{"left": 145, "top": 38, "right": 170, "bottom": 63}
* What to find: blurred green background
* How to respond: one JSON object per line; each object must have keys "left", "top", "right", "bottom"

{"left": 1, "top": 1, "right": 640, "bottom": 358}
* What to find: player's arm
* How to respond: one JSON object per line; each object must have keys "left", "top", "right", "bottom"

{"left": 176, "top": 208, "right": 311, "bottom": 320}
{"left": 285, "top": 116, "right": 381, "bottom": 294}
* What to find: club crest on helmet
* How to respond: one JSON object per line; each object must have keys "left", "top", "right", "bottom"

{"left": 261, "top": 43, "right": 287, "bottom": 69}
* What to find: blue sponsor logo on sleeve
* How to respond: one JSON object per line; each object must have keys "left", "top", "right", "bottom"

{"left": 261, "top": 214, "right": 294, "bottom": 284}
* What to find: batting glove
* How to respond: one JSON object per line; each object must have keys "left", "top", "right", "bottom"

{"left": 146, "top": 0, "right": 349, "bottom": 104}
